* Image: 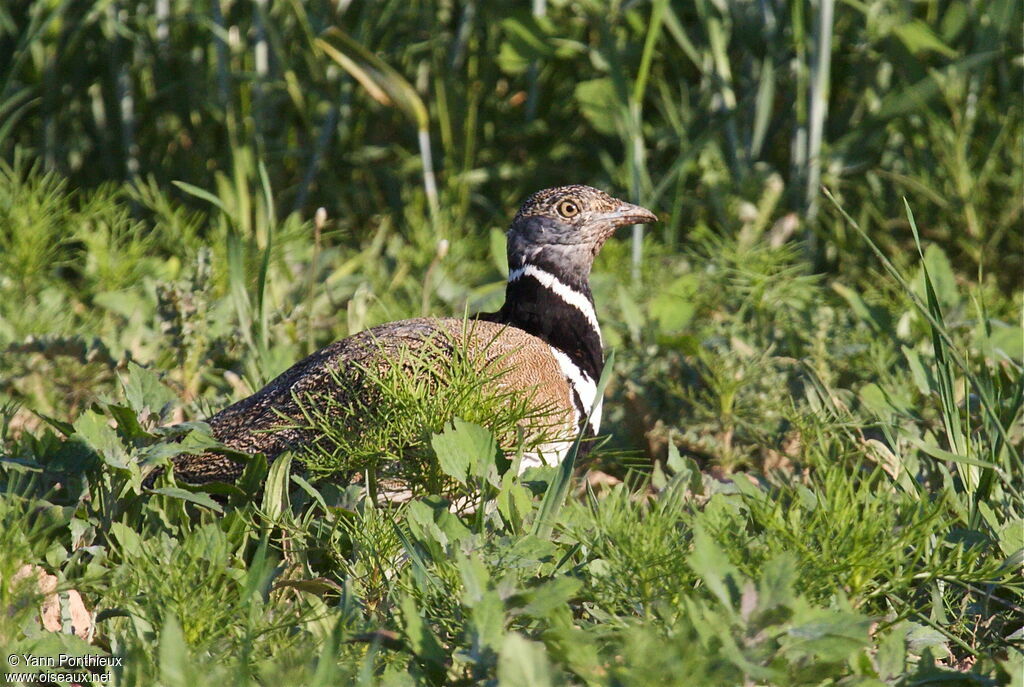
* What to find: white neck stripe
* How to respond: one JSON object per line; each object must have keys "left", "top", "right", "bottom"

{"left": 508, "top": 264, "right": 601, "bottom": 341}
{"left": 549, "top": 346, "right": 602, "bottom": 435}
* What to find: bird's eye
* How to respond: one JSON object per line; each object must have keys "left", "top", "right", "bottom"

{"left": 557, "top": 200, "right": 580, "bottom": 218}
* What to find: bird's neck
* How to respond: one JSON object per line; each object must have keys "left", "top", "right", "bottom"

{"left": 486, "top": 257, "right": 604, "bottom": 389}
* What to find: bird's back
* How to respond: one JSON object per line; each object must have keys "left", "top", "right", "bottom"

{"left": 169, "top": 317, "right": 575, "bottom": 484}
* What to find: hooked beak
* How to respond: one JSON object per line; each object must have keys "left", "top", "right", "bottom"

{"left": 593, "top": 200, "right": 658, "bottom": 242}
{"left": 606, "top": 201, "right": 658, "bottom": 226}
{"left": 606, "top": 201, "right": 655, "bottom": 225}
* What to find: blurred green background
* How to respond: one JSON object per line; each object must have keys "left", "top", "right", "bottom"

{"left": 2, "top": 0, "right": 1020, "bottom": 272}
{"left": 1, "top": 0, "right": 1020, "bottom": 426}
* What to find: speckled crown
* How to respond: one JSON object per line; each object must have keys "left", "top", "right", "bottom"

{"left": 512, "top": 185, "right": 620, "bottom": 223}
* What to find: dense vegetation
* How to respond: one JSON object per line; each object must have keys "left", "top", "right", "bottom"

{"left": 1, "top": 0, "right": 1021, "bottom": 684}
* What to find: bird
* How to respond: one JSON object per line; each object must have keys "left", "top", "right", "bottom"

{"left": 164, "top": 185, "right": 657, "bottom": 486}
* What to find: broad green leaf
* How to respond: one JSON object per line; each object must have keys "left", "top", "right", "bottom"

{"left": 783, "top": 609, "right": 872, "bottom": 661}
{"left": 242, "top": 537, "right": 276, "bottom": 602}
{"left": 470, "top": 591, "right": 506, "bottom": 652}
{"left": 832, "top": 282, "right": 890, "bottom": 333}
{"left": 902, "top": 346, "right": 934, "bottom": 395}
{"left": 913, "top": 244, "right": 960, "bottom": 311}
{"left": 159, "top": 614, "right": 190, "bottom": 687}
{"left": 876, "top": 52, "right": 997, "bottom": 120}
{"left": 574, "top": 78, "right": 621, "bottom": 136}
{"left": 904, "top": 623, "right": 950, "bottom": 657}
{"left": 520, "top": 576, "right": 582, "bottom": 619}
{"left": 497, "top": 474, "right": 532, "bottom": 532}
{"left": 875, "top": 622, "right": 910, "bottom": 680}
{"left": 33, "top": 411, "right": 75, "bottom": 437}
{"left": 795, "top": 484, "right": 818, "bottom": 511}
{"left": 858, "top": 382, "right": 912, "bottom": 416}
{"left": 757, "top": 554, "right": 796, "bottom": 612}
{"left": 136, "top": 428, "right": 229, "bottom": 468}
{"left": 1001, "top": 544, "right": 1024, "bottom": 571}
{"left": 457, "top": 552, "right": 491, "bottom": 606}
{"left": 651, "top": 459, "right": 668, "bottom": 490}
{"left": 93, "top": 289, "right": 148, "bottom": 319}
{"left": 995, "top": 506, "right": 1024, "bottom": 561}
{"left": 73, "top": 410, "right": 129, "bottom": 469}
{"left": 688, "top": 525, "right": 738, "bottom": 609}
{"left": 501, "top": 18, "right": 555, "bottom": 59}
{"left": 939, "top": 4, "right": 968, "bottom": 42}
{"left": 150, "top": 487, "right": 224, "bottom": 513}
{"left": 505, "top": 534, "right": 561, "bottom": 569}
{"left": 664, "top": 442, "right": 703, "bottom": 497}
{"left": 106, "top": 404, "right": 154, "bottom": 442}
{"left": 497, "top": 41, "right": 532, "bottom": 75}
{"left": 981, "top": 323, "right": 1024, "bottom": 362}
{"left": 261, "top": 453, "right": 293, "bottom": 521}
{"left": 406, "top": 499, "right": 450, "bottom": 550}
{"left": 291, "top": 474, "right": 329, "bottom": 512}
{"left": 649, "top": 291, "right": 694, "bottom": 332}
{"left": 497, "top": 633, "right": 553, "bottom": 687}
{"left": 109, "top": 521, "right": 143, "bottom": 557}
{"left": 393, "top": 517, "right": 444, "bottom": 594}
{"left": 893, "top": 20, "right": 957, "bottom": 58}
{"left": 121, "top": 361, "right": 176, "bottom": 417}
{"left": 907, "top": 438, "right": 999, "bottom": 469}
{"left": 431, "top": 418, "right": 497, "bottom": 485}
{"left": 13, "top": 632, "right": 102, "bottom": 665}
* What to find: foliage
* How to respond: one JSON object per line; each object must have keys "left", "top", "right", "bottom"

{"left": 292, "top": 329, "right": 564, "bottom": 501}
{"left": 1, "top": 0, "right": 1020, "bottom": 280}
{"left": 1, "top": 0, "right": 1021, "bottom": 684}
{"left": 1, "top": 181, "right": 1019, "bottom": 681}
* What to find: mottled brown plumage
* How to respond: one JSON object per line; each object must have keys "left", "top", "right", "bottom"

{"left": 170, "top": 318, "right": 575, "bottom": 483}
{"left": 162, "top": 185, "right": 657, "bottom": 485}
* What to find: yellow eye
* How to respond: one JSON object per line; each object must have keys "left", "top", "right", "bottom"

{"left": 557, "top": 200, "right": 580, "bottom": 218}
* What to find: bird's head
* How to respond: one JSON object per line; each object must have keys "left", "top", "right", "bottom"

{"left": 507, "top": 185, "right": 657, "bottom": 282}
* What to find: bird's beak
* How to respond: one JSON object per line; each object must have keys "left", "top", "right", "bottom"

{"left": 591, "top": 201, "right": 658, "bottom": 244}
{"left": 601, "top": 201, "right": 658, "bottom": 227}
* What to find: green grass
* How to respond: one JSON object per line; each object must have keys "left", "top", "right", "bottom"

{"left": 1, "top": 1, "right": 1022, "bottom": 685}
{"left": 290, "top": 327, "right": 566, "bottom": 495}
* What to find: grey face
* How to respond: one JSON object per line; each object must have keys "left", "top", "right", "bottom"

{"left": 507, "top": 185, "right": 658, "bottom": 281}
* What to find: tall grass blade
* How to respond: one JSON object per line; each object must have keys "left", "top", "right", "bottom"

{"left": 805, "top": 0, "right": 834, "bottom": 225}
{"left": 255, "top": 161, "right": 275, "bottom": 355}
{"left": 628, "top": 0, "right": 669, "bottom": 281}
{"left": 172, "top": 180, "right": 229, "bottom": 215}
{"left": 316, "top": 27, "right": 439, "bottom": 228}
{"left": 824, "top": 188, "right": 1016, "bottom": 457}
